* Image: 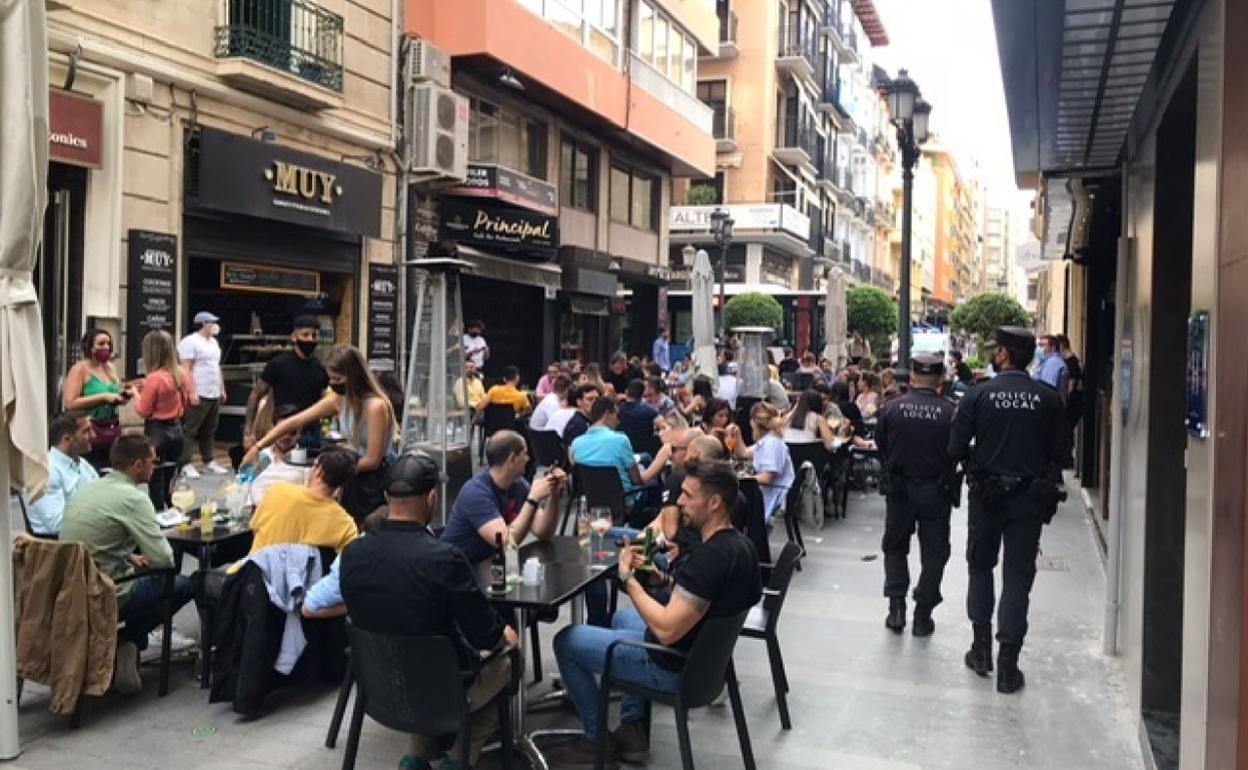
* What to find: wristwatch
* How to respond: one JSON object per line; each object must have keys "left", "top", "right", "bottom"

{"left": 525, "top": 498, "right": 541, "bottom": 508}
{"left": 618, "top": 569, "right": 634, "bottom": 586}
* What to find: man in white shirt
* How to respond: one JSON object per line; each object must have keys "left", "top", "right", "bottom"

{"left": 26, "top": 410, "right": 99, "bottom": 535}
{"left": 462, "top": 319, "right": 489, "bottom": 370}
{"left": 717, "top": 361, "right": 740, "bottom": 409}
{"left": 530, "top": 374, "right": 573, "bottom": 432}
{"left": 248, "top": 406, "right": 309, "bottom": 505}
{"left": 178, "top": 311, "right": 228, "bottom": 477}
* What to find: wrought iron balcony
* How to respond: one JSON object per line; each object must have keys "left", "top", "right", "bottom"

{"left": 777, "top": 25, "right": 817, "bottom": 84}
{"left": 774, "top": 121, "right": 817, "bottom": 173}
{"left": 215, "top": 0, "right": 343, "bottom": 92}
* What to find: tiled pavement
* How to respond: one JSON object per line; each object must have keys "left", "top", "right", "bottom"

{"left": 8, "top": 477, "right": 1143, "bottom": 770}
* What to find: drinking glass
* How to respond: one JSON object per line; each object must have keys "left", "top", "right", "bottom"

{"left": 170, "top": 481, "right": 195, "bottom": 513}
{"left": 590, "top": 506, "right": 613, "bottom": 560}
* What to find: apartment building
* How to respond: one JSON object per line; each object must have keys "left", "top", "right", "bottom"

{"left": 408, "top": 0, "right": 717, "bottom": 376}
{"left": 663, "top": 0, "right": 890, "bottom": 350}
{"left": 889, "top": 150, "right": 937, "bottom": 322}
{"left": 924, "top": 142, "right": 979, "bottom": 313}
{"left": 981, "top": 198, "right": 1014, "bottom": 294}
{"left": 39, "top": 0, "right": 396, "bottom": 421}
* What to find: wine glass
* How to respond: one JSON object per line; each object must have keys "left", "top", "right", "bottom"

{"left": 589, "top": 506, "right": 613, "bottom": 561}
{"left": 170, "top": 481, "right": 195, "bottom": 513}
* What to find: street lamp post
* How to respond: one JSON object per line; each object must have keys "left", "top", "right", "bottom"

{"left": 883, "top": 69, "right": 931, "bottom": 371}
{"left": 709, "top": 208, "right": 734, "bottom": 340}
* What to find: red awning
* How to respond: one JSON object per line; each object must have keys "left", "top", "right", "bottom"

{"left": 850, "top": 0, "right": 889, "bottom": 46}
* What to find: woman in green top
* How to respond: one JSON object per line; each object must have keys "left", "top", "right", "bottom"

{"left": 63, "top": 328, "right": 133, "bottom": 466}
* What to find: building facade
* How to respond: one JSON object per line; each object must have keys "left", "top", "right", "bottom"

{"left": 923, "top": 142, "right": 979, "bottom": 314}
{"left": 980, "top": 197, "right": 1013, "bottom": 294}
{"left": 407, "top": 0, "right": 716, "bottom": 380}
{"left": 39, "top": 0, "right": 396, "bottom": 432}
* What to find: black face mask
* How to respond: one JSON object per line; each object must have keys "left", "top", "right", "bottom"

{"left": 295, "top": 339, "right": 318, "bottom": 357}
{"left": 329, "top": 382, "right": 347, "bottom": 395}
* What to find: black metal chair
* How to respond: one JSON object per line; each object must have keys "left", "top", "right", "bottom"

{"left": 825, "top": 443, "right": 853, "bottom": 520}
{"left": 482, "top": 404, "right": 518, "bottom": 446}
{"left": 14, "top": 492, "right": 57, "bottom": 540}
{"left": 573, "top": 465, "right": 628, "bottom": 526}
{"left": 530, "top": 428, "right": 569, "bottom": 471}
{"left": 740, "top": 543, "right": 802, "bottom": 730}
{"left": 336, "top": 622, "right": 520, "bottom": 770}
{"left": 594, "top": 609, "right": 755, "bottom": 770}
{"left": 780, "top": 483, "right": 806, "bottom": 571}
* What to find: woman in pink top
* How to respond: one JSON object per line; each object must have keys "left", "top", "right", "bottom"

{"left": 135, "top": 330, "right": 193, "bottom": 509}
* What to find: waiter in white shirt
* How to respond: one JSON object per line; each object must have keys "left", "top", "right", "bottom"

{"left": 178, "top": 311, "right": 229, "bottom": 477}
{"left": 463, "top": 319, "right": 490, "bottom": 370}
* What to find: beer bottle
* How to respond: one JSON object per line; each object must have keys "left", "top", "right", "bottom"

{"left": 642, "top": 528, "right": 655, "bottom": 570}
{"left": 490, "top": 532, "right": 507, "bottom": 593}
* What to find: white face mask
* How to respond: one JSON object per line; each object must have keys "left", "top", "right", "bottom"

{"left": 211, "top": 324, "right": 221, "bottom": 337}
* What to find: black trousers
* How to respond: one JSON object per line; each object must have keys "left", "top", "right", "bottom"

{"left": 965, "top": 492, "right": 1045, "bottom": 645}
{"left": 145, "top": 419, "right": 185, "bottom": 510}
{"left": 882, "top": 481, "right": 951, "bottom": 608}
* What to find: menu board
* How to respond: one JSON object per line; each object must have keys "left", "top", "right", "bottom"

{"left": 125, "top": 229, "right": 177, "bottom": 377}
{"left": 367, "top": 264, "right": 399, "bottom": 372}
{"left": 220, "top": 261, "right": 320, "bottom": 296}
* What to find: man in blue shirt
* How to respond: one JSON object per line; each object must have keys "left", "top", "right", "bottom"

{"left": 27, "top": 410, "right": 98, "bottom": 535}
{"left": 651, "top": 326, "right": 671, "bottom": 372}
{"left": 1032, "top": 334, "right": 1068, "bottom": 402}
{"left": 571, "top": 398, "right": 645, "bottom": 500}
{"left": 443, "top": 431, "right": 565, "bottom": 564}
{"left": 617, "top": 379, "right": 662, "bottom": 452}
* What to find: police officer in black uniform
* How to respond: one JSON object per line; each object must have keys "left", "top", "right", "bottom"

{"left": 949, "top": 327, "right": 1068, "bottom": 694}
{"left": 875, "top": 355, "right": 957, "bottom": 636}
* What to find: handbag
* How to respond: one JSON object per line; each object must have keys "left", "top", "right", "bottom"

{"left": 339, "top": 458, "right": 390, "bottom": 523}
{"left": 89, "top": 418, "right": 121, "bottom": 453}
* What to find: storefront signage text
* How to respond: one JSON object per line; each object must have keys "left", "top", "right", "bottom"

{"left": 367, "top": 264, "right": 399, "bottom": 372}
{"left": 125, "top": 230, "right": 177, "bottom": 377}
{"left": 187, "top": 127, "right": 382, "bottom": 237}
{"left": 49, "top": 89, "right": 103, "bottom": 169}
{"left": 445, "top": 164, "right": 558, "bottom": 216}
{"left": 669, "top": 203, "right": 810, "bottom": 241}
{"left": 439, "top": 198, "right": 557, "bottom": 261}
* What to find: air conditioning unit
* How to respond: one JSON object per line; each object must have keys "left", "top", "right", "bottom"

{"left": 407, "top": 83, "right": 468, "bottom": 183}
{"left": 406, "top": 38, "right": 451, "bottom": 88}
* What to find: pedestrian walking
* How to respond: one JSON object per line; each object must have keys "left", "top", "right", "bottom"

{"left": 1032, "top": 333, "right": 1068, "bottom": 399}
{"left": 178, "top": 311, "right": 228, "bottom": 477}
{"left": 949, "top": 327, "right": 1068, "bottom": 694}
{"left": 874, "top": 356, "right": 957, "bottom": 636}
{"left": 652, "top": 326, "right": 671, "bottom": 372}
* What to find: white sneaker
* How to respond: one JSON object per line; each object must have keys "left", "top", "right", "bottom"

{"left": 113, "top": 641, "right": 142, "bottom": 694}
{"left": 142, "top": 628, "right": 198, "bottom": 662}
{"left": 181, "top": 464, "right": 201, "bottom": 479}
{"left": 206, "top": 461, "right": 230, "bottom": 475}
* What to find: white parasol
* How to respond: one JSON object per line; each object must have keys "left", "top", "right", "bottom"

{"left": 0, "top": 0, "right": 51, "bottom": 757}
{"left": 822, "top": 267, "right": 847, "bottom": 366}
{"left": 690, "top": 249, "right": 718, "bottom": 379}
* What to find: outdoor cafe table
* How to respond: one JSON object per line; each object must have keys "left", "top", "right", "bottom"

{"left": 476, "top": 535, "right": 616, "bottom": 768}
{"left": 163, "top": 520, "right": 254, "bottom": 569}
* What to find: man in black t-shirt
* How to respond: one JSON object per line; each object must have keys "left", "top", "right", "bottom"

{"left": 604, "top": 351, "right": 642, "bottom": 397}
{"left": 244, "top": 315, "right": 329, "bottom": 449}
{"left": 551, "top": 460, "right": 761, "bottom": 765}
{"left": 562, "top": 383, "right": 600, "bottom": 448}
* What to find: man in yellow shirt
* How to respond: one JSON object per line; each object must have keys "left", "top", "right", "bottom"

{"left": 477, "top": 365, "right": 532, "bottom": 417}
{"left": 236, "top": 447, "right": 360, "bottom": 569}
{"left": 454, "top": 359, "right": 487, "bottom": 410}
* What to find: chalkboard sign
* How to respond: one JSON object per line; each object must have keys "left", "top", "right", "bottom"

{"left": 367, "top": 264, "right": 399, "bottom": 372}
{"left": 125, "top": 229, "right": 177, "bottom": 377}
{"left": 220, "top": 261, "right": 320, "bottom": 296}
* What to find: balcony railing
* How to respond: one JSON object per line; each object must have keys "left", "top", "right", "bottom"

{"left": 720, "top": 10, "right": 738, "bottom": 44}
{"left": 214, "top": 0, "right": 344, "bottom": 92}
{"left": 776, "top": 122, "right": 817, "bottom": 164}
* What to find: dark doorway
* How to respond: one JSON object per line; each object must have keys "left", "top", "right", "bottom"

{"left": 38, "top": 162, "right": 87, "bottom": 415}
{"left": 1140, "top": 56, "right": 1198, "bottom": 770}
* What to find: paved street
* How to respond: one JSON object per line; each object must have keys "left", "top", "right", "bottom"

{"left": 8, "top": 477, "right": 1142, "bottom": 770}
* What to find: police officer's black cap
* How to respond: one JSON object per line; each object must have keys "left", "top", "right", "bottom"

{"left": 993, "top": 326, "right": 1035, "bottom": 349}
{"left": 384, "top": 452, "right": 441, "bottom": 497}
{"left": 911, "top": 355, "right": 945, "bottom": 376}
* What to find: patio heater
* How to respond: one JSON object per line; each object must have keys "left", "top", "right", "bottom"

{"left": 883, "top": 68, "right": 931, "bottom": 370}
{"left": 401, "top": 258, "right": 475, "bottom": 525}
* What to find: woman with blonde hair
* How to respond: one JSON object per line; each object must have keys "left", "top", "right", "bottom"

{"left": 728, "top": 401, "right": 795, "bottom": 524}
{"left": 242, "top": 344, "right": 397, "bottom": 521}
{"left": 134, "top": 330, "right": 193, "bottom": 509}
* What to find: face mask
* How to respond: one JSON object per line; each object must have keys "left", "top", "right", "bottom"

{"left": 295, "top": 339, "right": 318, "bottom": 357}
{"left": 92, "top": 347, "right": 112, "bottom": 364}
{"left": 329, "top": 382, "right": 347, "bottom": 395}
{"left": 210, "top": 324, "right": 221, "bottom": 337}
{"left": 468, "top": 331, "right": 479, "bottom": 338}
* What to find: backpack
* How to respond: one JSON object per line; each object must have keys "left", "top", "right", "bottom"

{"left": 796, "top": 461, "right": 825, "bottom": 530}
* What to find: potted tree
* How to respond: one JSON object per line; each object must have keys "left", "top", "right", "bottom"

{"left": 724, "top": 292, "right": 784, "bottom": 399}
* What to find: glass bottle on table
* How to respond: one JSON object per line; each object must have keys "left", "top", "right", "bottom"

{"left": 490, "top": 532, "right": 507, "bottom": 593}
{"left": 505, "top": 526, "right": 520, "bottom": 584}
{"left": 576, "top": 495, "right": 591, "bottom": 549}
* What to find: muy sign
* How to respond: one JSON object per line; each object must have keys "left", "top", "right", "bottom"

{"left": 264, "top": 161, "right": 343, "bottom": 204}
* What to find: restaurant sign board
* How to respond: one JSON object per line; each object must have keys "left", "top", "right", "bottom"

{"left": 439, "top": 198, "right": 558, "bottom": 261}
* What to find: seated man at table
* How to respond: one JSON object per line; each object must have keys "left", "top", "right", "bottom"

{"left": 443, "top": 431, "right": 565, "bottom": 564}
{"left": 452, "top": 359, "right": 486, "bottom": 410}
{"left": 530, "top": 374, "right": 573, "bottom": 433}
{"left": 341, "top": 453, "right": 518, "bottom": 770}
{"left": 235, "top": 446, "right": 360, "bottom": 570}
{"left": 248, "top": 403, "right": 308, "bottom": 506}
{"left": 617, "top": 379, "right": 662, "bottom": 451}
{"left": 562, "top": 383, "right": 600, "bottom": 447}
{"left": 26, "top": 410, "right": 98, "bottom": 536}
{"left": 476, "top": 365, "right": 532, "bottom": 418}
{"left": 61, "top": 434, "right": 196, "bottom": 694}
{"left": 569, "top": 397, "right": 662, "bottom": 511}
{"left": 550, "top": 460, "right": 763, "bottom": 765}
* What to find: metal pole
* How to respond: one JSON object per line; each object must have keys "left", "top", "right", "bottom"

{"left": 0, "top": 447, "right": 18, "bottom": 759}
{"left": 898, "top": 130, "right": 914, "bottom": 370}
{"left": 716, "top": 238, "right": 727, "bottom": 340}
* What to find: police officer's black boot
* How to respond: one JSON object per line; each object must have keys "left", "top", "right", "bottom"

{"left": 963, "top": 623, "right": 993, "bottom": 677}
{"left": 885, "top": 597, "right": 906, "bottom": 632}
{"left": 911, "top": 604, "right": 935, "bottom": 637}
{"left": 996, "top": 643, "right": 1025, "bottom": 694}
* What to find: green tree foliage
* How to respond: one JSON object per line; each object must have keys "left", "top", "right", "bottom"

{"left": 846, "top": 285, "right": 897, "bottom": 356}
{"left": 686, "top": 184, "right": 719, "bottom": 205}
{"left": 724, "top": 292, "right": 784, "bottom": 331}
{"left": 949, "top": 292, "right": 1031, "bottom": 341}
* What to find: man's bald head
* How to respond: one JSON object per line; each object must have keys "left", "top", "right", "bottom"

{"left": 688, "top": 435, "right": 727, "bottom": 463}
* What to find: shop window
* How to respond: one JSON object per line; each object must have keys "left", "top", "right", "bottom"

{"left": 467, "top": 95, "right": 549, "bottom": 180}
{"left": 610, "top": 163, "right": 658, "bottom": 231}
{"left": 560, "top": 136, "right": 598, "bottom": 211}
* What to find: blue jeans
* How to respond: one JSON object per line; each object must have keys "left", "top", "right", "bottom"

{"left": 118, "top": 573, "right": 194, "bottom": 649}
{"left": 553, "top": 608, "right": 681, "bottom": 738}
